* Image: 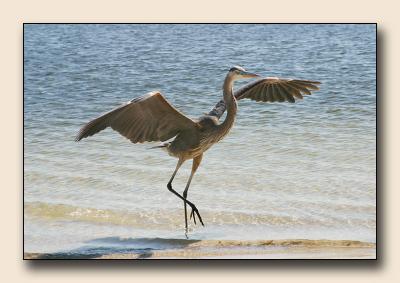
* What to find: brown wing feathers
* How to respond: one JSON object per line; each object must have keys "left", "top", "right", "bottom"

{"left": 207, "top": 77, "right": 320, "bottom": 119}
{"left": 78, "top": 78, "right": 321, "bottom": 141}
{"left": 75, "top": 91, "right": 196, "bottom": 143}
{"left": 235, "top": 78, "right": 320, "bottom": 103}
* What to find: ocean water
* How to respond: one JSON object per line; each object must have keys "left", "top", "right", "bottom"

{"left": 24, "top": 24, "right": 376, "bottom": 256}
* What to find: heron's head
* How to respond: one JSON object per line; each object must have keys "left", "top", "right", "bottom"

{"left": 228, "top": 66, "right": 259, "bottom": 80}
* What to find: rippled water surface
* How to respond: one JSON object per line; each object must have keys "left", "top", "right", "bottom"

{"left": 24, "top": 24, "right": 376, "bottom": 254}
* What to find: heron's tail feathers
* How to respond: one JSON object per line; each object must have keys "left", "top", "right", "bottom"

{"left": 147, "top": 143, "right": 170, "bottom": 150}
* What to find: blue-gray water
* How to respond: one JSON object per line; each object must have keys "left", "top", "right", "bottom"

{"left": 24, "top": 24, "right": 376, "bottom": 255}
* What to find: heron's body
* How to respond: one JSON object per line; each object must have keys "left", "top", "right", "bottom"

{"left": 76, "top": 66, "right": 320, "bottom": 234}
{"left": 166, "top": 118, "right": 217, "bottom": 160}
{"left": 167, "top": 111, "right": 236, "bottom": 161}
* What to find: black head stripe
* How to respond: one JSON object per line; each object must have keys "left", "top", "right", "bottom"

{"left": 229, "top": 66, "right": 245, "bottom": 73}
{"left": 229, "top": 66, "right": 241, "bottom": 72}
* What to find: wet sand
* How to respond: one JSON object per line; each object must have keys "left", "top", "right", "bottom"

{"left": 24, "top": 239, "right": 376, "bottom": 259}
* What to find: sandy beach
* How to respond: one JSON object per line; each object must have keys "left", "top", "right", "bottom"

{"left": 24, "top": 238, "right": 376, "bottom": 259}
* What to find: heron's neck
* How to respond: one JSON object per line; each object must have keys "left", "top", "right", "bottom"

{"left": 220, "top": 75, "right": 237, "bottom": 132}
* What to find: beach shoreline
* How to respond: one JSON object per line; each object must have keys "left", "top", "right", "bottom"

{"left": 24, "top": 238, "right": 376, "bottom": 259}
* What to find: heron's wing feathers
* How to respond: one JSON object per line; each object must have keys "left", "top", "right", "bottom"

{"left": 234, "top": 77, "right": 321, "bottom": 103}
{"left": 75, "top": 91, "right": 197, "bottom": 143}
{"left": 208, "top": 77, "right": 321, "bottom": 119}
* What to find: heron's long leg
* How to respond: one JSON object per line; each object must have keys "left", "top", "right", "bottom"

{"left": 167, "top": 158, "right": 184, "bottom": 190}
{"left": 166, "top": 158, "right": 204, "bottom": 229}
{"left": 183, "top": 154, "right": 203, "bottom": 231}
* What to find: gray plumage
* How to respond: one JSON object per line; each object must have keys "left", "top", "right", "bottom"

{"left": 75, "top": 66, "right": 320, "bottom": 234}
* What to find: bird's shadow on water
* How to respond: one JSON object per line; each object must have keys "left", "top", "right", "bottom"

{"left": 25, "top": 237, "right": 202, "bottom": 260}
{"left": 24, "top": 26, "right": 383, "bottom": 272}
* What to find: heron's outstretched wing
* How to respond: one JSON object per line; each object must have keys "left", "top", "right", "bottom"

{"left": 235, "top": 77, "right": 321, "bottom": 103}
{"left": 75, "top": 91, "right": 197, "bottom": 143}
{"left": 208, "top": 77, "right": 321, "bottom": 119}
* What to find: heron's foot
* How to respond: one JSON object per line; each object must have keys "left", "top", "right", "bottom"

{"left": 186, "top": 200, "right": 204, "bottom": 226}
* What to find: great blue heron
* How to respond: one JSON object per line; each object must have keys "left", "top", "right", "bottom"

{"left": 76, "top": 66, "right": 320, "bottom": 233}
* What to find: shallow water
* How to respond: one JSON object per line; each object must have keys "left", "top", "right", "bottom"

{"left": 24, "top": 24, "right": 376, "bottom": 255}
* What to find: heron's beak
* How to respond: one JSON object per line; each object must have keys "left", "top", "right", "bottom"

{"left": 241, "top": 71, "right": 260, "bottom": 78}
